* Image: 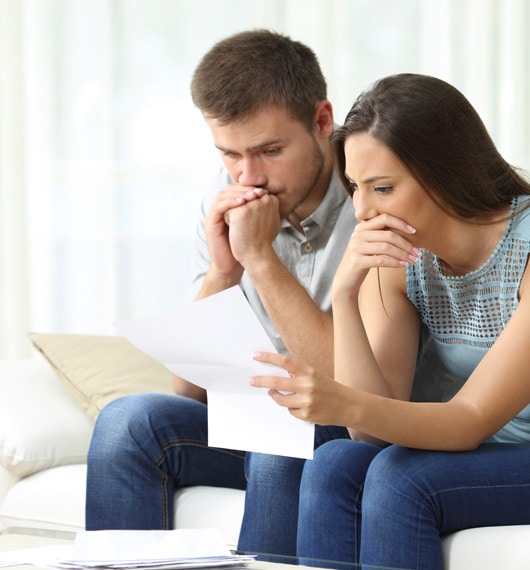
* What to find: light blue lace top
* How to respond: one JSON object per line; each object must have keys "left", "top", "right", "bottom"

{"left": 407, "top": 195, "right": 530, "bottom": 443}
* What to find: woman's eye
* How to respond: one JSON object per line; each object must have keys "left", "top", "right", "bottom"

{"left": 344, "top": 177, "right": 357, "bottom": 195}
{"left": 374, "top": 185, "right": 393, "bottom": 194}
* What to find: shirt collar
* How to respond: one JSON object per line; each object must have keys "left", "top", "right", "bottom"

{"left": 281, "top": 169, "right": 349, "bottom": 231}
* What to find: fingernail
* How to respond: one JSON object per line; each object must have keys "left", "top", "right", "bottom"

{"left": 249, "top": 377, "right": 256, "bottom": 386}
{"left": 406, "top": 225, "right": 416, "bottom": 234}
{"left": 252, "top": 351, "right": 263, "bottom": 359}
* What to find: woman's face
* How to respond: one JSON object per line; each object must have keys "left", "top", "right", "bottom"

{"left": 343, "top": 133, "right": 442, "bottom": 240}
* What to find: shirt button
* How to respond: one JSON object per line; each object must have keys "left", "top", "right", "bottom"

{"left": 303, "top": 242, "right": 313, "bottom": 253}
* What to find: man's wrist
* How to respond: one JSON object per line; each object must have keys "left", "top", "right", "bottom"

{"left": 196, "top": 267, "right": 242, "bottom": 299}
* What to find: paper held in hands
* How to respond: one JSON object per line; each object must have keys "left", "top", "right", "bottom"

{"left": 115, "top": 286, "right": 315, "bottom": 459}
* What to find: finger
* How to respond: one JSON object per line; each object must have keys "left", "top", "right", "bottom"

{"left": 359, "top": 213, "right": 416, "bottom": 235}
{"left": 352, "top": 236, "right": 421, "bottom": 265}
{"left": 220, "top": 186, "right": 269, "bottom": 206}
{"left": 252, "top": 351, "right": 293, "bottom": 369}
{"left": 249, "top": 374, "right": 293, "bottom": 393}
{"left": 352, "top": 224, "right": 421, "bottom": 258}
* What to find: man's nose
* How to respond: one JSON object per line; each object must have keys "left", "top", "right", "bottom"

{"left": 237, "top": 157, "right": 267, "bottom": 188}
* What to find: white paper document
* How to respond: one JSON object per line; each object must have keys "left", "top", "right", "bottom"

{"left": 54, "top": 529, "right": 255, "bottom": 569}
{"left": 115, "top": 286, "right": 315, "bottom": 459}
{"left": 0, "top": 544, "right": 74, "bottom": 568}
{"left": 0, "top": 530, "right": 255, "bottom": 570}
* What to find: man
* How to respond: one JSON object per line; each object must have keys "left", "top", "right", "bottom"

{"left": 86, "top": 29, "right": 354, "bottom": 543}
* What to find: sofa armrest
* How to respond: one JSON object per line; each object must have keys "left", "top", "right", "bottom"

{"left": 0, "top": 359, "right": 94, "bottom": 478}
{"left": 0, "top": 464, "right": 17, "bottom": 507}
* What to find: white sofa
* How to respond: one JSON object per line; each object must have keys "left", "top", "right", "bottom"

{"left": 1, "top": 356, "right": 530, "bottom": 570}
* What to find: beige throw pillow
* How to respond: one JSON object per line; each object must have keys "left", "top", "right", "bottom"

{"left": 28, "top": 332, "right": 175, "bottom": 421}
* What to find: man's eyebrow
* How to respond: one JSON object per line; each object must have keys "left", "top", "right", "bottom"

{"left": 216, "top": 138, "right": 285, "bottom": 153}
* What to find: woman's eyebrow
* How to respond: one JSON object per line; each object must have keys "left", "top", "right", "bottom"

{"left": 362, "top": 175, "right": 393, "bottom": 184}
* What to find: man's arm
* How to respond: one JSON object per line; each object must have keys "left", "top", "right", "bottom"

{"left": 226, "top": 193, "right": 335, "bottom": 377}
{"left": 246, "top": 254, "right": 334, "bottom": 377}
{"left": 174, "top": 181, "right": 269, "bottom": 400}
{"left": 173, "top": 375, "right": 207, "bottom": 403}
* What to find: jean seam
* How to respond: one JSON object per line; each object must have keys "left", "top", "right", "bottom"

{"left": 151, "top": 437, "right": 245, "bottom": 527}
{"left": 155, "top": 438, "right": 245, "bottom": 466}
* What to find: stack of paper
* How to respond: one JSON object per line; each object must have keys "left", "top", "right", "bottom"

{"left": 0, "top": 530, "right": 255, "bottom": 570}
{"left": 53, "top": 530, "right": 256, "bottom": 570}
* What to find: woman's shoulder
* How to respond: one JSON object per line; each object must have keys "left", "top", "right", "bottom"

{"left": 512, "top": 195, "right": 530, "bottom": 238}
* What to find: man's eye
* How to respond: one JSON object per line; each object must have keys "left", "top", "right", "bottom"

{"left": 374, "top": 185, "right": 393, "bottom": 194}
{"left": 264, "top": 147, "right": 281, "bottom": 156}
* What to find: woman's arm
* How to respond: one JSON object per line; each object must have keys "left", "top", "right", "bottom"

{"left": 251, "top": 272, "right": 530, "bottom": 451}
{"left": 331, "top": 265, "right": 420, "bottom": 444}
{"left": 250, "top": 214, "right": 530, "bottom": 451}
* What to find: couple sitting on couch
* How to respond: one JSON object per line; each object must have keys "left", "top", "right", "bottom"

{"left": 85, "top": 29, "right": 530, "bottom": 570}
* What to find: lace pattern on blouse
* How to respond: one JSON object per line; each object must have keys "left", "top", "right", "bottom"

{"left": 407, "top": 198, "right": 529, "bottom": 349}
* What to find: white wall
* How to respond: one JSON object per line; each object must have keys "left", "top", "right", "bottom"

{"left": 0, "top": 0, "right": 528, "bottom": 356}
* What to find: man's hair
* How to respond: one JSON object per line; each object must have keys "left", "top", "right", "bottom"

{"left": 191, "top": 29, "right": 327, "bottom": 130}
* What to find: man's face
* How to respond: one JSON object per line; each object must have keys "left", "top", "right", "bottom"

{"left": 206, "top": 104, "right": 330, "bottom": 219}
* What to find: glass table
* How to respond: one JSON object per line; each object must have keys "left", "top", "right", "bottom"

{"left": 245, "top": 551, "right": 411, "bottom": 570}
{"left": 0, "top": 528, "right": 413, "bottom": 570}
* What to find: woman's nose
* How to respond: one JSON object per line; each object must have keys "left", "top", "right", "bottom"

{"left": 353, "top": 189, "right": 377, "bottom": 222}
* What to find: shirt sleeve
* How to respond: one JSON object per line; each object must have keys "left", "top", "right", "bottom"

{"left": 187, "top": 166, "right": 232, "bottom": 301}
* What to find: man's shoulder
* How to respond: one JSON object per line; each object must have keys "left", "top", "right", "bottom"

{"left": 200, "top": 165, "right": 233, "bottom": 206}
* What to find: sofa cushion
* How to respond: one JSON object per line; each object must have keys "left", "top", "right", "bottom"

{"left": 28, "top": 333, "right": 175, "bottom": 421}
{"left": 0, "top": 360, "right": 94, "bottom": 477}
{"left": 174, "top": 486, "right": 245, "bottom": 550}
{"left": 0, "top": 464, "right": 88, "bottom": 532}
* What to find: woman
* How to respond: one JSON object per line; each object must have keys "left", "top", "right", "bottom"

{"left": 248, "top": 74, "right": 530, "bottom": 569}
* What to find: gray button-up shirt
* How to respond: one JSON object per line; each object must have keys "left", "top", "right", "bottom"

{"left": 190, "top": 166, "right": 356, "bottom": 353}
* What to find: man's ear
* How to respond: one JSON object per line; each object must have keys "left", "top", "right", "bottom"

{"left": 314, "top": 100, "right": 334, "bottom": 139}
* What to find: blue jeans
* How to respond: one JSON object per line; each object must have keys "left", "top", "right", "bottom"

{"left": 297, "top": 439, "right": 530, "bottom": 570}
{"left": 85, "top": 393, "right": 247, "bottom": 529}
{"left": 237, "top": 425, "right": 350, "bottom": 556}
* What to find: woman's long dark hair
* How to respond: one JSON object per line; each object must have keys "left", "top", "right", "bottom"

{"left": 333, "top": 74, "right": 530, "bottom": 219}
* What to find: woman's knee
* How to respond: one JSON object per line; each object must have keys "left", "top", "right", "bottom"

{"left": 245, "top": 452, "right": 305, "bottom": 485}
{"left": 302, "top": 439, "right": 381, "bottom": 496}
{"left": 363, "top": 446, "right": 435, "bottom": 515}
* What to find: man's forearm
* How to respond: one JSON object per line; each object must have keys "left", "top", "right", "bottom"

{"left": 194, "top": 266, "right": 243, "bottom": 300}
{"left": 245, "top": 254, "right": 334, "bottom": 377}
{"left": 173, "top": 375, "right": 207, "bottom": 403}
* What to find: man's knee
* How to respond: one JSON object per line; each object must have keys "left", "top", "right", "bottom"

{"left": 89, "top": 393, "right": 177, "bottom": 460}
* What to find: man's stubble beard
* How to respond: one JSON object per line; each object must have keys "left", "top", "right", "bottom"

{"left": 282, "top": 137, "right": 327, "bottom": 219}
